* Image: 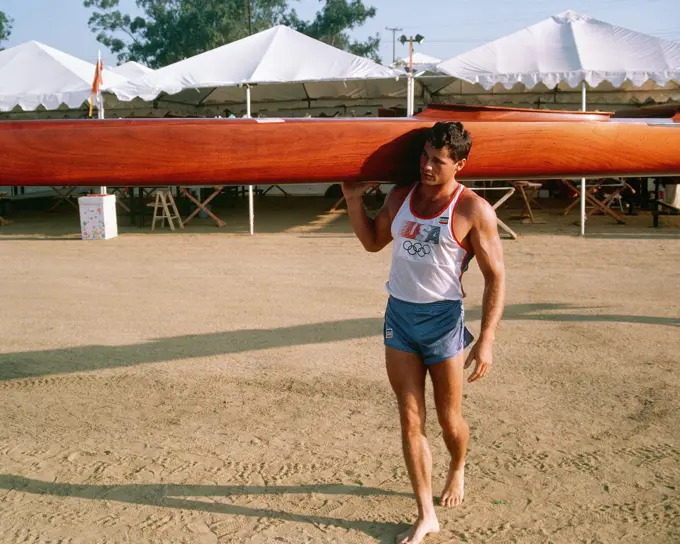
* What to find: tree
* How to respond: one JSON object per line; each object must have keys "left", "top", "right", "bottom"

{"left": 0, "top": 11, "right": 13, "bottom": 48}
{"left": 83, "top": 0, "right": 380, "bottom": 68}
{"left": 283, "top": 1, "right": 380, "bottom": 62}
{"left": 83, "top": 0, "right": 289, "bottom": 68}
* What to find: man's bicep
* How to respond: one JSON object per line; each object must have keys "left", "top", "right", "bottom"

{"left": 372, "top": 185, "right": 410, "bottom": 251}
{"left": 372, "top": 205, "right": 394, "bottom": 250}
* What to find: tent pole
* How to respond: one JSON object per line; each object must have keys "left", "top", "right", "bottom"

{"left": 248, "top": 184, "right": 254, "bottom": 236}
{"left": 580, "top": 81, "right": 586, "bottom": 237}
{"left": 408, "top": 37, "right": 414, "bottom": 116}
{"left": 581, "top": 82, "right": 586, "bottom": 111}
{"left": 245, "top": 84, "right": 254, "bottom": 236}
{"left": 98, "top": 50, "right": 107, "bottom": 196}
{"left": 407, "top": 75, "right": 412, "bottom": 117}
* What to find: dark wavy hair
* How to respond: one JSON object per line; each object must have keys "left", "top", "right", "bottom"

{"left": 425, "top": 121, "right": 472, "bottom": 162}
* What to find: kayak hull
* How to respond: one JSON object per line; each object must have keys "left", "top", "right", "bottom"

{"left": 416, "top": 104, "right": 613, "bottom": 122}
{"left": 1, "top": 117, "right": 679, "bottom": 186}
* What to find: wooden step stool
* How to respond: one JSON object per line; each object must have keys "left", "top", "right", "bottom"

{"left": 147, "top": 189, "right": 183, "bottom": 231}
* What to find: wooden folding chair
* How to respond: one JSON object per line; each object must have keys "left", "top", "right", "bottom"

{"left": 180, "top": 186, "right": 226, "bottom": 227}
{"left": 261, "top": 185, "right": 290, "bottom": 197}
{"left": 49, "top": 186, "right": 79, "bottom": 211}
{"left": 511, "top": 181, "right": 543, "bottom": 223}
{"left": 561, "top": 179, "right": 628, "bottom": 224}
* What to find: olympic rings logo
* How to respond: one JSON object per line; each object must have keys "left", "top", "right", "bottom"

{"left": 403, "top": 240, "right": 431, "bottom": 257}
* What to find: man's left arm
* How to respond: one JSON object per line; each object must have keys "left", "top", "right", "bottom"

{"left": 464, "top": 199, "right": 506, "bottom": 383}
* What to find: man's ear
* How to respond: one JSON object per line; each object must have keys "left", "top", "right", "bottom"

{"left": 456, "top": 158, "right": 467, "bottom": 172}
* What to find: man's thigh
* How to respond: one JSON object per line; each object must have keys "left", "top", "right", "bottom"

{"left": 427, "top": 354, "right": 466, "bottom": 416}
{"left": 385, "top": 346, "right": 427, "bottom": 408}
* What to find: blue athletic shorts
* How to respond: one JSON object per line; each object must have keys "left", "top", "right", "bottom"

{"left": 383, "top": 296, "right": 474, "bottom": 365}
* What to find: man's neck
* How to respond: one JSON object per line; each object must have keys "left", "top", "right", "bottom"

{"left": 417, "top": 178, "right": 461, "bottom": 201}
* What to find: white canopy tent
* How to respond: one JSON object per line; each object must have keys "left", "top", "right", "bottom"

{"left": 109, "top": 60, "right": 154, "bottom": 80}
{"left": 392, "top": 52, "right": 442, "bottom": 75}
{"left": 437, "top": 10, "right": 680, "bottom": 91}
{"left": 109, "top": 25, "right": 403, "bottom": 235}
{"left": 436, "top": 10, "right": 680, "bottom": 235}
{"left": 391, "top": 53, "right": 455, "bottom": 112}
{"left": 111, "top": 25, "right": 402, "bottom": 114}
{"left": 0, "top": 40, "right": 130, "bottom": 112}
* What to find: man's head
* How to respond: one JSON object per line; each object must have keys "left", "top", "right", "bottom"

{"left": 420, "top": 121, "right": 472, "bottom": 186}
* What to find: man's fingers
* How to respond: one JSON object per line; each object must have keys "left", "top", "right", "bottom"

{"left": 464, "top": 350, "right": 475, "bottom": 369}
{"left": 468, "top": 361, "right": 488, "bottom": 383}
{"left": 468, "top": 363, "right": 482, "bottom": 382}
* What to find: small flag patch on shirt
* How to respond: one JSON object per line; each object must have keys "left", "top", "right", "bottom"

{"left": 439, "top": 216, "right": 449, "bottom": 225}
{"left": 385, "top": 328, "right": 393, "bottom": 339}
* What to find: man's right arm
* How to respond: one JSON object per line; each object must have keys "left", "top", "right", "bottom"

{"left": 342, "top": 182, "right": 407, "bottom": 253}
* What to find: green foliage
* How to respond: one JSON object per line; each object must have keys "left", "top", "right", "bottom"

{"left": 0, "top": 11, "right": 13, "bottom": 48}
{"left": 283, "top": 1, "right": 380, "bottom": 62}
{"left": 83, "top": 0, "right": 291, "bottom": 68}
{"left": 83, "top": 0, "right": 380, "bottom": 68}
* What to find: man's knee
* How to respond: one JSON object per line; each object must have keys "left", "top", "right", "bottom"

{"left": 438, "top": 411, "right": 468, "bottom": 438}
{"left": 398, "top": 398, "right": 425, "bottom": 436}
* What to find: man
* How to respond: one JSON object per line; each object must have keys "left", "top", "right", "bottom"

{"left": 342, "top": 121, "right": 505, "bottom": 544}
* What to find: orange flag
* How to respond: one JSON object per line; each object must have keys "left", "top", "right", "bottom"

{"left": 88, "top": 59, "right": 103, "bottom": 117}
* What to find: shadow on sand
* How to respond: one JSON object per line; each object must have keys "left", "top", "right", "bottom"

{"left": 0, "top": 475, "right": 409, "bottom": 542}
{"left": 0, "top": 304, "right": 676, "bottom": 382}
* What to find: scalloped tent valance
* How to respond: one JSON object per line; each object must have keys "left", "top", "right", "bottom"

{"left": 436, "top": 10, "right": 680, "bottom": 90}
{"left": 0, "top": 41, "right": 130, "bottom": 111}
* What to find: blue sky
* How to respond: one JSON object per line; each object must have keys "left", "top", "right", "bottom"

{"left": 3, "top": 0, "right": 679, "bottom": 66}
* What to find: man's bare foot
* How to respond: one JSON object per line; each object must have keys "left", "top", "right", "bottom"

{"left": 440, "top": 464, "right": 464, "bottom": 507}
{"left": 396, "top": 515, "right": 440, "bottom": 544}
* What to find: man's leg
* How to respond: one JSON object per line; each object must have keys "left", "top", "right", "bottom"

{"left": 386, "top": 346, "right": 440, "bottom": 544}
{"left": 428, "top": 353, "right": 469, "bottom": 507}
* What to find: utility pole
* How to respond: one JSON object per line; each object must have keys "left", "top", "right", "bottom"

{"left": 247, "top": 0, "right": 252, "bottom": 35}
{"left": 385, "top": 26, "right": 402, "bottom": 64}
{"left": 399, "top": 33, "right": 424, "bottom": 117}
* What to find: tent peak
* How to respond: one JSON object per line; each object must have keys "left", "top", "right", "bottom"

{"left": 552, "top": 10, "right": 591, "bottom": 24}
{"left": 2, "top": 40, "right": 59, "bottom": 55}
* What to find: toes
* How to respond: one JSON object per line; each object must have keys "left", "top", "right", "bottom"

{"left": 440, "top": 493, "right": 464, "bottom": 507}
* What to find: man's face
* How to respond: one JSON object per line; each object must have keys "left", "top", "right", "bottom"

{"left": 419, "top": 142, "right": 465, "bottom": 186}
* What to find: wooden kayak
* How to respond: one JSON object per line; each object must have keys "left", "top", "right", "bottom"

{"left": 612, "top": 104, "right": 680, "bottom": 119}
{"left": 416, "top": 104, "right": 613, "bottom": 122}
{"left": 1, "top": 117, "right": 679, "bottom": 186}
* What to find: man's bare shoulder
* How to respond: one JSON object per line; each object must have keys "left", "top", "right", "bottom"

{"left": 457, "top": 187, "right": 497, "bottom": 226}
{"left": 384, "top": 183, "right": 413, "bottom": 215}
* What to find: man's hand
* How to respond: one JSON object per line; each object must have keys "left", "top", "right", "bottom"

{"left": 464, "top": 340, "right": 493, "bottom": 382}
{"left": 342, "top": 181, "right": 377, "bottom": 200}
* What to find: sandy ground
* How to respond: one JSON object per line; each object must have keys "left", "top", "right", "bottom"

{"left": 0, "top": 196, "right": 679, "bottom": 544}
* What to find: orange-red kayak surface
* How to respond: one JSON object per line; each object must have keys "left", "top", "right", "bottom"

{"left": 1, "top": 117, "right": 679, "bottom": 186}
{"left": 416, "top": 104, "right": 613, "bottom": 122}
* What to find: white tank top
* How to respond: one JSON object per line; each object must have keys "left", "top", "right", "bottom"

{"left": 386, "top": 183, "right": 473, "bottom": 303}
